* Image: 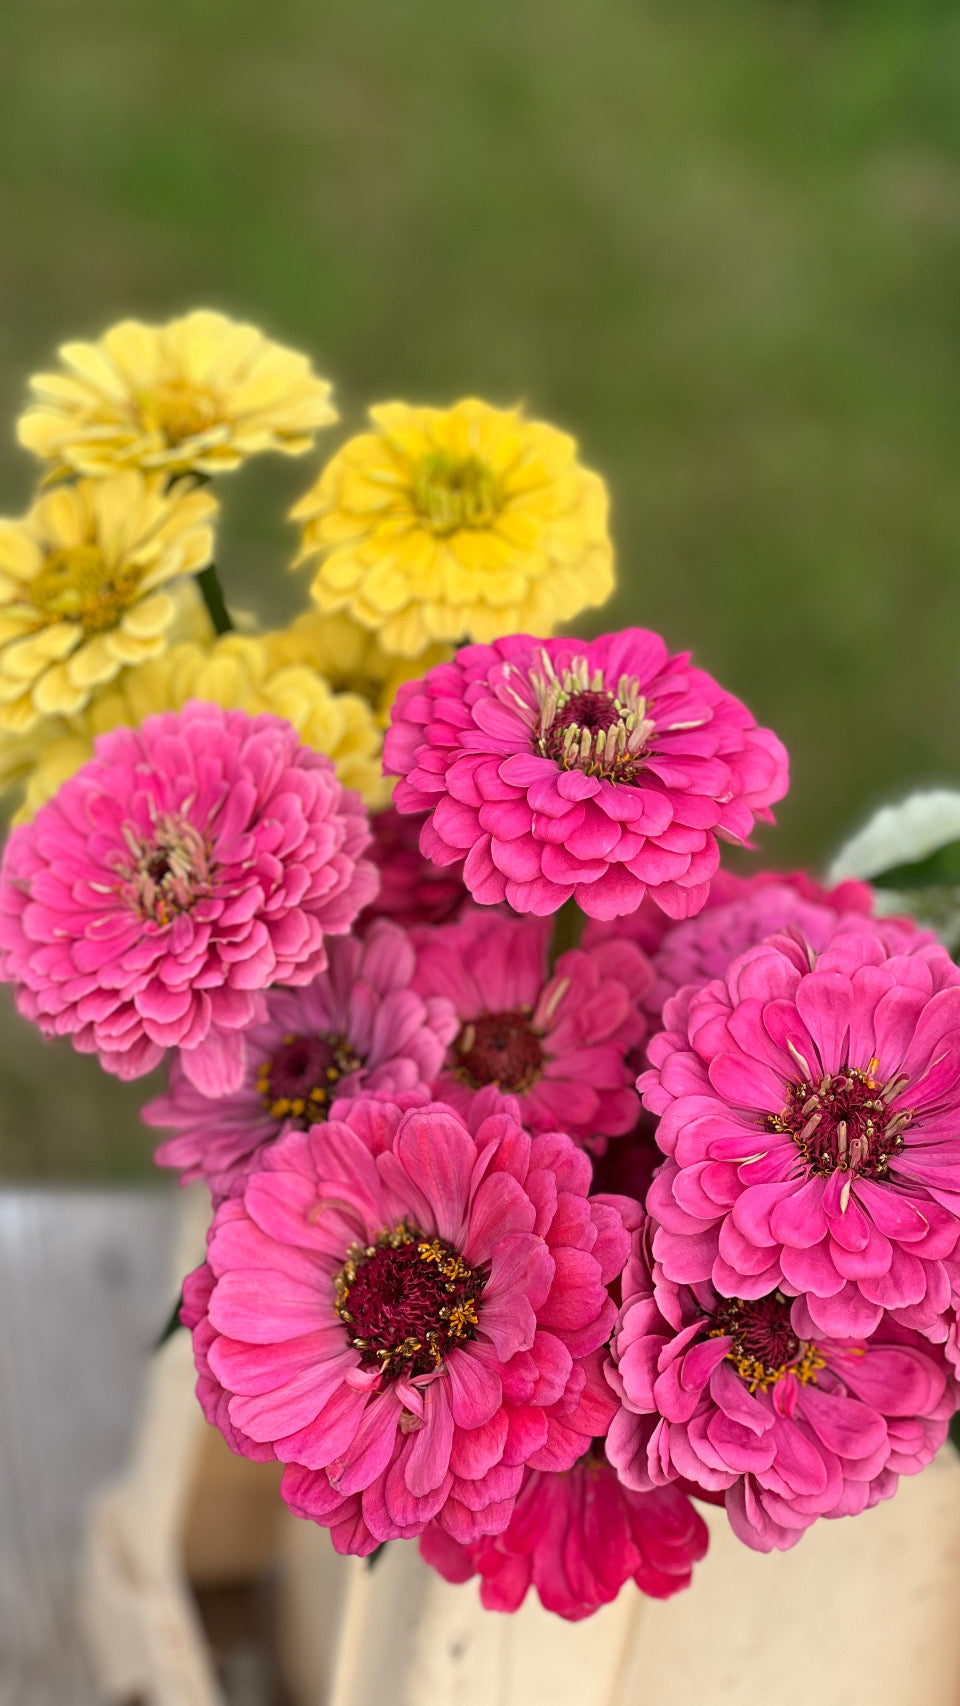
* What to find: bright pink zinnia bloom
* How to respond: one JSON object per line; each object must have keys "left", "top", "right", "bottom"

{"left": 181, "top": 1093, "right": 635, "bottom": 1553}
{"left": 145, "top": 921, "right": 458, "bottom": 1199}
{"left": 409, "top": 905, "right": 651, "bottom": 1151}
{"left": 583, "top": 869, "right": 874, "bottom": 999}
{"left": 0, "top": 702, "right": 376, "bottom": 1092}
{"left": 384, "top": 631, "right": 788, "bottom": 921}
{"left": 362, "top": 807, "right": 468, "bottom": 929}
{"left": 635, "top": 874, "right": 884, "bottom": 1020}
{"left": 605, "top": 1221, "right": 956, "bottom": 1552}
{"left": 419, "top": 1449, "right": 708, "bottom": 1618}
{"left": 640, "top": 919, "right": 960, "bottom": 1336}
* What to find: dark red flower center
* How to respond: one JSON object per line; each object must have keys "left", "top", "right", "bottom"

{"left": 334, "top": 1223, "right": 485, "bottom": 1379}
{"left": 707, "top": 1291, "right": 824, "bottom": 1394}
{"left": 451, "top": 1010, "right": 545, "bottom": 1092}
{"left": 767, "top": 1057, "right": 910, "bottom": 1196}
{"left": 530, "top": 653, "right": 655, "bottom": 783}
{"left": 257, "top": 1032, "right": 361, "bottom": 1125}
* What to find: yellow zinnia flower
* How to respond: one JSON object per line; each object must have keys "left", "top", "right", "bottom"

{"left": 262, "top": 608, "right": 450, "bottom": 723}
{"left": 17, "top": 309, "right": 337, "bottom": 477}
{"left": 4, "top": 626, "right": 387, "bottom": 823}
{"left": 290, "top": 398, "right": 615, "bottom": 657}
{"left": 0, "top": 472, "right": 216, "bottom": 732}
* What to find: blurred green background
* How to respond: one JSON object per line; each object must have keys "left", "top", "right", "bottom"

{"left": 3, "top": 0, "right": 960, "bottom": 1176}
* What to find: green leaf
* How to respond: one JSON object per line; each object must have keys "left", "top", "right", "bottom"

{"left": 871, "top": 839, "right": 960, "bottom": 890}
{"left": 152, "top": 1290, "right": 185, "bottom": 1352}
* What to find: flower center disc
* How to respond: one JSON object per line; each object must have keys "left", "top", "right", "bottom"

{"left": 530, "top": 652, "right": 656, "bottom": 782}
{"left": 708, "top": 1291, "right": 824, "bottom": 1394}
{"left": 258, "top": 1031, "right": 361, "bottom": 1124}
{"left": 768, "top": 1060, "right": 910, "bottom": 1187}
{"left": 413, "top": 451, "right": 500, "bottom": 534}
{"left": 122, "top": 812, "right": 211, "bottom": 924}
{"left": 334, "top": 1223, "right": 484, "bottom": 1378}
{"left": 452, "top": 1009, "right": 544, "bottom": 1092}
{"left": 29, "top": 545, "right": 138, "bottom": 634}
{"left": 138, "top": 380, "right": 220, "bottom": 446}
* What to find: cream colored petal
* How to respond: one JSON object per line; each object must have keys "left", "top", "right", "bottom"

{"left": 0, "top": 524, "right": 43, "bottom": 580}
{"left": 59, "top": 338, "right": 132, "bottom": 402}
{"left": 0, "top": 624, "right": 81, "bottom": 678}
{"left": 120, "top": 592, "right": 176, "bottom": 640}
{"left": 32, "top": 661, "right": 91, "bottom": 717}
{"left": 100, "top": 321, "right": 165, "bottom": 390}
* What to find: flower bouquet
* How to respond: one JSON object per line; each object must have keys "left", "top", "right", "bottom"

{"left": 3, "top": 311, "right": 960, "bottom": 1675}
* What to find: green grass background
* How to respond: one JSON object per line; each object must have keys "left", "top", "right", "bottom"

{"left": 3, "top": 0, "right": 960, "bottom": 1176}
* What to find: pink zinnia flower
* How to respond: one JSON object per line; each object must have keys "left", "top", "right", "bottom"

{"left": 384, "top": 630, "right": 788, "bottom": 921}
{"left": 361, "top": 807, "right": 467, "bottom": 929}
{"left": 583, "top": 869, "right": 874, "bottom": 996}
{"left": 634, "top": 873, "right": 884, "bottom": 1021}
{"left": 409, "top": 905, "right": 651, "bottom": 1151}
{"left": 419, "top": 1449, "right": 708, "bottom": 1619}
{"left": 605, "top": 1221, "right": 955, "bottom": 1552}
{"left": 181, "top": 1093, "right": 635, "bottom": 1553}
{"left": 0, "top": 703, "right": 376, "bottom": 1092}
{"left": 145, "top": 921, "right": 458, "bottom": 1199}
{"left": 640, "top": 919, "right": 960, "bottom": 1336}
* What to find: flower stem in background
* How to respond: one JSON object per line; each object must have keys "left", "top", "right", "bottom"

{"left": 197, "top": 564, "right": 234, "bottom": 634}
{"left": 549, "top": 894, "right": 584, "bottom": 969}
{"left": 152, "top": 1290, "right": 184, "bottom": 1352}
{"left": 365, "top": 1542, "right": 388, "bottom": 1571}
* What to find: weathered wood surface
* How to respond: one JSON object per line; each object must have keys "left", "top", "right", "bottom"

{"left": 0, "top": 1188, "right": 177, "bottom": 1706}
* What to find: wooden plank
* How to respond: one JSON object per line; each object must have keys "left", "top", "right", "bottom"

{"left": 0, "top": 1188, "right": 177, "bottom": 1706}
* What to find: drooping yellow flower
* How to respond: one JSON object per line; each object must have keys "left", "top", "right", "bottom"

{"left": 3, "top": 626, "right": 387, "bottom": 824}
{"left": 0, "top": 472, "right": 217, "bottom": 732}
{"left": 262, "top": 608, "right": 450, "bottom": 723}
{"left": 290, "top": 398, "right": 615, "bottom": 657}
{"left": 17, "top": 310, "right": 337, "bottom": 478}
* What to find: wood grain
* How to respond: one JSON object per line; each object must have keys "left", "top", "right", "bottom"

{"left": 0, "top": 1188, "right": 177, "bottom": 1706}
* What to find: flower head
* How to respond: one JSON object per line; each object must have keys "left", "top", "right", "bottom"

{"left": 291, "top": 399, "right": 613, "bottom": 657}
{"left": 633, "top": 871, "right": 878, "bottom": 1020}
{"left": 182, "top": 1094, "right": 634, "bottom": 1552}
{"left": 640, "top": 918, "right": 960, "bottom": 1337}
{"left": 3, "top": 625, "right": 388, "bottom": 824}
{"left": 419, "top": 1450, "right": 708, "bottom": 1618}
{"left": 410, "top": 905, "right": 650, "bottom": 1150}
{"left": 146, "top": 920, "right": 457, "bottom": 1198}
{"left": 17, "top": 310, "right": 336, "bottom": 477}
{"left": 0, "top": 473, "right": 215, "bottom": 732}
{"left": 605, "top": 1221, "right": 956, "bottom": 1552}
{"left": 0, "top": 702, "right": 376, "bottom": 1091}
{"left": 385, "top": 631, "right": 788, "bottom": 921}
{"left": 362, "top": 808, "right": 468, "bottom": 929}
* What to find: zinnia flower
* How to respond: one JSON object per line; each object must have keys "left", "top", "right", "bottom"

{"left": 628, "top": 871, "right": 880, "bottom": 1021}
{"left": 419, "top": 1449, "right": 708, "bottom": 1618}
{"left": 605, "top": 1221, "right": 956, "bottom": 1552}
{"left": 362, "top": 807, "right": 467, "bottom": 929}
{"left": 181, "top": 1093, "right": 634, "bottom": 1553}
{"left": 0, "top": 473, "right": 215, "bottom": 732}
{"left": 17, "top": 310, "right": 336, "bottom": 477}
{"left": 640, "top": 918, "right": 960, "bottom": 1336}
{"left": 0, "top": 703, "right": 376, "bottom": 1091}
{"left": 265, "top": 608, "right": 451, "bottom": 726}
{"left": 3, "top": 626, "right": 388, "bottom": 824}
{"left": 145, "top": 920, "right": 458, "bottom": 1199}
{"left": 410, "top": 905, "right": 650, "bottom": 1150}
{"left": 290, "top": 399, "right": 613, "bottom": 657}
{"left": 384, "top": 630, "right": 788, "bottom": 921}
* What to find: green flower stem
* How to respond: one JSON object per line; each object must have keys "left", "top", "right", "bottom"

{"left": 197, "top": 564, "right": 234, "bottom": 635}
{"left": 549, "top": 894, "right": 585, "bottom": 969}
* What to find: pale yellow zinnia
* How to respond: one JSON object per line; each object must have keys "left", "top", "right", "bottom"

{"left": 290, "top": 398, "right": 615, "bottom": 657}
{"left": 262, "top": 608, "right": 450, "bottom": 723}
{"left": 0, "top": 472, "right": 217, "bottom": 732}
{"left": 17, "top": 309, "right": 337, "bottom": 477}
{"left": 4, "top": 626, "right": 388, "bottom": 824}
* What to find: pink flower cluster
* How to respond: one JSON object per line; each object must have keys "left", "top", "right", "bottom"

{"left": 8, "top": 625, "right": 960, "bottom": 1617}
